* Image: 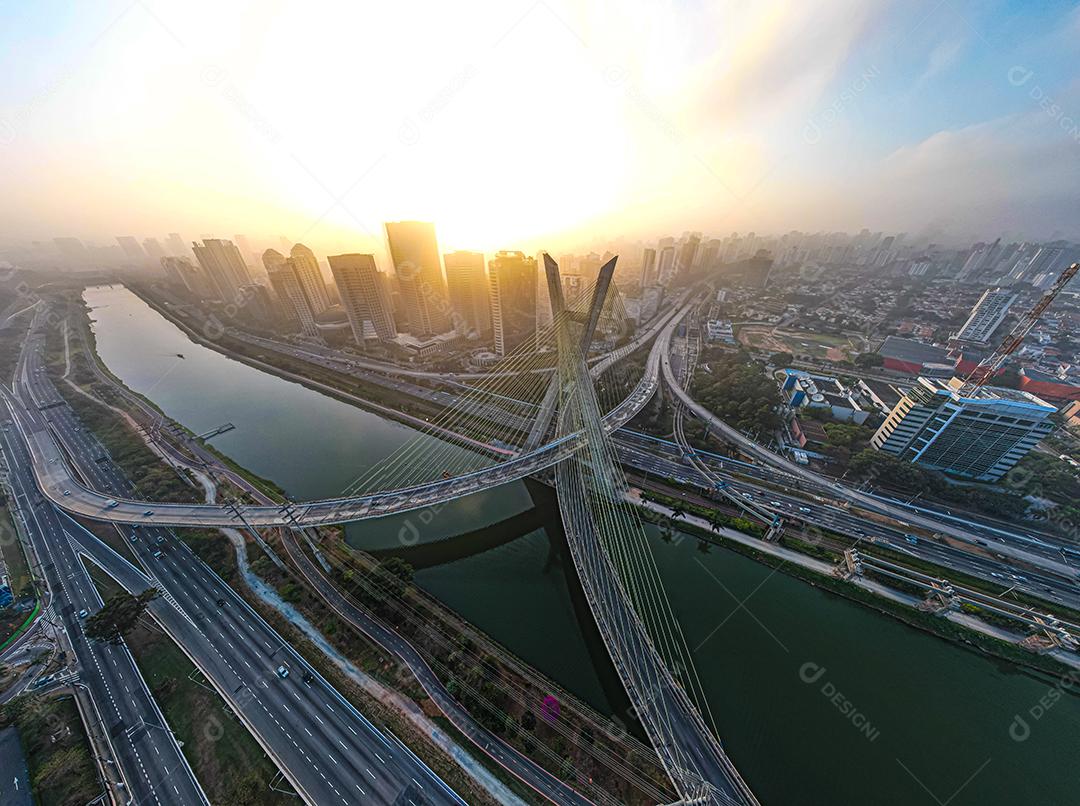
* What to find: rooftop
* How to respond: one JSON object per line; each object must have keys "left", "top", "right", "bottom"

{"left": 878, "top": 335, "right": 950, "bottom": 364}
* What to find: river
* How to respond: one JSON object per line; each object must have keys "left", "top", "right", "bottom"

{"left": 84, "top": 284, "right": 1080, "bottom": 805}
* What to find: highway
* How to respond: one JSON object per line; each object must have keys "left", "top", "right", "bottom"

{"left": 68, "top": 308, "right": 647, "bottom": 806}
{"left": 26, "top": 298, "right": 687, "bottom": 529}
{"left": 613, "top": 432, "right": 1080, "bottom": 611}
{"left": 0, "top": 397, "right": 209, "bottom": 806}
{"left": 11, "top": 324, "right": 466, "bottom": 806}
{"left": 657, "top": 322, "right": 1080, "bottom": 582}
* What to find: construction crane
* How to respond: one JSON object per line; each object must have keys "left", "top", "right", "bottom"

{"left": 960, "top": 262, "right": 1079, "bottom": 392}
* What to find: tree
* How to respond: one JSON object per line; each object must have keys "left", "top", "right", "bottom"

{"left": 372, "top": 557, "right": 415, "bottom": 600}
{"left": 768, "top": 351, "right": 793, "bottom": 366}
{"left": 85, "top": 588, "right": 160, "bottom": 644}
{"left": 854, "top": 352, "right": 884, "bottom": 368}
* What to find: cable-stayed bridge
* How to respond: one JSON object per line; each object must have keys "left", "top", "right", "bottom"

{"left": 19, "top": 275, "right": 675, "bottom": 529}
{"left": 12, "top": 259, "right": 758, "bottom": 803}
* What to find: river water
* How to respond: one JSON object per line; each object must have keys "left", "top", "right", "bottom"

{"left": 84, "top": 284, "right": 1080, "bottom": 805}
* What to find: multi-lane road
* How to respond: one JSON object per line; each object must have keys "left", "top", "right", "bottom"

{"left": 613, "top": 431, "right": 1080, "bottom": 611}
{"left": 7, "top": 324, "right": 467, "bottom": 806}
{"left": 1, "top": 395, "right": 208, "bottom": 806}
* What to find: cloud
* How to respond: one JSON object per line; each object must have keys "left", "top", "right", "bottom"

{"left": 916, "top": 38, "right": 964, "bottom": 86}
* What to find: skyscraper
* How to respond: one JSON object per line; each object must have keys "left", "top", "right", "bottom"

{"left": 141, "top": 238, "right": 167, "bottom": 260}
{"left": 443, "top": 251, "right": 491, "bottom": 337}
{"left": 267, "top": 262, "right": 320, "bottom": 339}
{"left": 164, "top": 233, "right": 189, "bottom": 258}
{"left": 640, "top": 247, "right": 657, "bottom": 287}
{"left": 1012, "top": 246, "right": 1064, "bottom": 284}
{"left": 676, "top": 233, "right": 701, "bottom": 277}
{"left": 488, "top": 251, "right": 537, "bottom": 356}
{"left": 115, "top": 236, "right": 146, "bottom": 262}
{"left": 954, "top": 287, "right": 1017, "bottom": 344}
{"left": 160, "top": 256, "right": 212, "bottom": 298}
{"left": 328, "top": 253, "right": 397, "bottom": 345}
{"left": 191, "top": 239, "right": 252, "bottom": 301}
{"left": 385, "top": 221, "right": 450, "bottom": 336}
{"left": 657, "top": 245, "right": 676, "bottom": 285}
{"left": 234, "top": 234, "right": 258, "bottom": 271}
{"left": 289, "top": 244, "right": 331, "bottom": 314}
{"left": 534, "top": 252, "right": 554, "bottom": 331}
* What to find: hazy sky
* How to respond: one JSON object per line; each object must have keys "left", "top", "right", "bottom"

{"left": 1, "top": 0, "right": 1078, "bottom": 256}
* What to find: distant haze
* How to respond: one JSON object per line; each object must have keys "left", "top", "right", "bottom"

{"left": 1, "top": 0, "right": 1078, "bottom": 254}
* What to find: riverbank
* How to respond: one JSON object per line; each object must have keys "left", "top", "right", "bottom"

{"left": 58, "top": 290, "right": 673, "bottom": 805}
{"left": 71, "top": 282, "right": 1080, "bottom": 806}
{"left": 633, "top": 485, "right": 1080, "bottom": 679}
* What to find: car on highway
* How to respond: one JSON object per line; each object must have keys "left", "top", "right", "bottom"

{"left": 104, "top": 499, "right": 119, "bottom": 509}
{"left": 155, "top": 536, "right": 165, "bottom": 544}
{"left": 143, "top": 509, "right": 153, "bottom": 516}
{"left": 798, "top": 506, "right": 812, "bottom": 513}
{"left": 276, "top": 665, "right": 289, "bottom": 679}
{"left": 77, "top": 609, "right": 89, "bottom": 619}
{"left": 62, "top": 489, "right": 70, "bottom": 496}
{"left": 904, "top": 534, "right": 919, "bottom": 545}
{"left": 152, "top": 550, "right": 163, "bottom": 558}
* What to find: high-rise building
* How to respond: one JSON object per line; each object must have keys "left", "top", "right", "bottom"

{"left": 267, "top": 262, "right": 320, "bottom": 339}
{"left": 676, "top": 233, "right": 701, "bottom": 277}
{"left": 160, "top": 256, "right": 212, "bottom": 298}
{"left": 191, "top": 239, "right": 252, "bottom": 302}
{"left": 954, "top": 287, "right": 1017, "bottom": 344}
{"left": 261, "top": 248, "right": 288, "bottom": 273}
{"left": 870, "top": 377, "right": 1054, "bottom": 482}
{"left": 444, "top": 251, "right": 491, "bottom": 337}
{"left": 534, "top": 252, "right": 555, "bottom": 331}
{"left": 115, "top": 236, "right": 146, "bottom": 262}
{"left": 234, "top": 234, "right": 258, "bottom": 271}
{"left": 141, "top": 238, "right": 167, "bottom": 260}
{"left": 238, "top": 283, "right": 277, "bottom": 325}
{"left": 328, "top": 253, "right": 396, "bottom": 345}
{"left": 385, "top": 221, "right": 450, "bottom": 336}
{"left": 657, "top": 246, "right": 676, "bottom": 285}
{"left": 289, "top": 244, "right": 331, "bottom": 314}
{"left": 640, "top": 247, "right": 657, "bottom": 287}
{"left": 488, "top": 251, "right": 537, "bottom": 356}
{"left": 1012, "top": 245, "right": 1064, "bottom": 284}
{"left": 164, "top": 233, "right": 189, "bottom": 258}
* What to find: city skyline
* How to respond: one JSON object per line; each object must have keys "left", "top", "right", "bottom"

{"left": 2, "top": 1, "right": 1079, "bottom": 254}
{"left": 2, "top": 5, "right": 1079, "bottom": 805}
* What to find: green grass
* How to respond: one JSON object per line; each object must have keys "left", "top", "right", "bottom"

{"left": 125, "top": 622, "right": 296, "bottom": 805}
{"left": 0, "top": 695, "right": 100, "bottom": 806}
{"left": 0, "top": 502, "right": 32, "bottom": 598}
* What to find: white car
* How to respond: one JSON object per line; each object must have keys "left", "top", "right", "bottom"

{"left": 276, "top": 665, "right": 289, "bottom": 679}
